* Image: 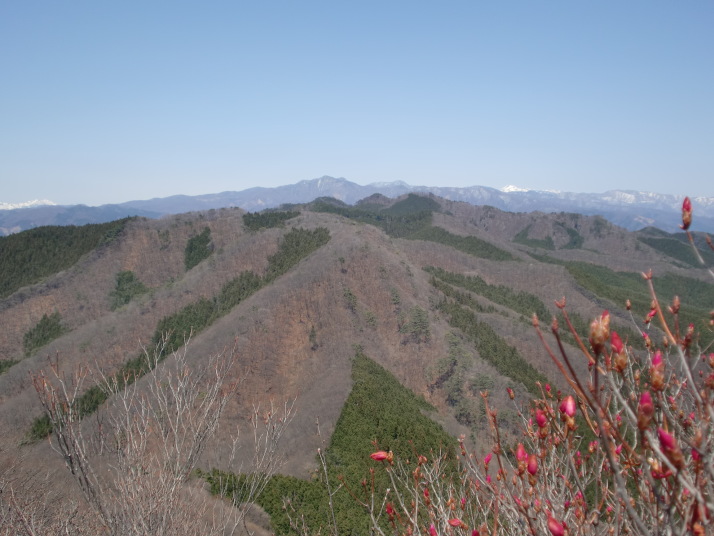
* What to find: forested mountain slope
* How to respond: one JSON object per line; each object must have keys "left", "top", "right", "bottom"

{"left": 0, "top": 194, "right": 710, "bottom": 533}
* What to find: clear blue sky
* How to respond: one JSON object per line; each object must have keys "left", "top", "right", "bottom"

{"left": 2, "top": 1, "right": 712, "bottom": 205}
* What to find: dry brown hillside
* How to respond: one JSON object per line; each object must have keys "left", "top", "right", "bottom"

{"left": 1, "top": 195, "right": 710, "bottom": 532}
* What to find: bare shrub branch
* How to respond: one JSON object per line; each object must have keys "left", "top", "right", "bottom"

{"left": 30, "top": 336, "right": 293, "bottom": 536}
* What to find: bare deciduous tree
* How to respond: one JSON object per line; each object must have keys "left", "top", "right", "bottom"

{"left": 28, "top": 336, "right": 293, "bottom": 536}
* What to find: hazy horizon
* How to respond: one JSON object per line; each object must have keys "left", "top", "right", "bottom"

{"left": 2, "top": 175, "right": 707, "bottom": 210}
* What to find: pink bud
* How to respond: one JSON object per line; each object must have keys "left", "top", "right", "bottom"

{"left": 516, "top": 443, "right": 528, "bottom": 461}
{"left": 651, "top": 351, "right": 665, "bottom": 390}
{"left": 448, "top": 518, "right": 463, "bottom": 527}
{"left": 610, "top": 331, "right": 624, "bottom": 354}
{"left": 370, "top": 450, "right": 393, "bottom": 463}
{"left": 638, "top": 391, "right": 654, "bottom": 430}
{"left": 483, "top": 453, "right": 492, "bottom": 466}
{"left": 548, "top": 515, "right": 565, "bottom": 536}
{"left": 658, "top": 428, "right": 676, "bottom": 451}
{"left": 536, "top": 409, "right": 547, "bottom": 428}
{"left": 559, "top": 395, "right": 576, "bottom": 418}
{"left": 527, "top": 453, "right": 538, "bottom": 475}
{"left": 681, "top": 197, "right": 692, "bottom": 230}
{"left": 612, "top": 332, "right": 628, "bottom": 372}
{"left": 429, "top": 523, "right": 437, "bottom": 536}
{"left": 658, "top": 428, "right": 684, "bottom": 469}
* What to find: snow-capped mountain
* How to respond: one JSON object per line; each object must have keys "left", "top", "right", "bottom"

{"left": 1, "top": 177, "right": 712, "bottom": 235}
{"left": 0, "top": 199, "right": 56, "bottom": 210}
{"left": 500, "top": 185, "right": 532, "bottom": 193}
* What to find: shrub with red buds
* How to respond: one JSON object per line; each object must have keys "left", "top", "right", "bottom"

{"left": 349, "top": 197, "right": 714, "bottom": 536}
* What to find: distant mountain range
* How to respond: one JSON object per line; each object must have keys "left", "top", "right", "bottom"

{"left": 2, "top": 176, "right": 712, "bottom": 235}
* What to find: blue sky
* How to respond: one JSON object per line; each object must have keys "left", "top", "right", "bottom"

{"left": 1, "top": 1, "right": 712, "bottom": 205}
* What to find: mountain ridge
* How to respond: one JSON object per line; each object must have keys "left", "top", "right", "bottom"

{"left": 3, "top": 176, "right": 712, "bottom": 235}
{"left": 1, "top": 192, "right": 712, "bottom": 533}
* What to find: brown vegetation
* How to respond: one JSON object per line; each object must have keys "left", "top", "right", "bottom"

{"left": 0, "top": 195, "right": 710, "bottom": 533}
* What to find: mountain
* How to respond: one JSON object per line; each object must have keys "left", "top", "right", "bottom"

{"left": 0, "top": 203, "right": 162, "bottom": 236}
{"left": 0, "top": 193, "right": 712, "bottom": 533}
{"left": 3, "top": 176, "right": 712, "bottom": 235}
{"left": 0, "top": 199, "right": 56, "bottom": 210}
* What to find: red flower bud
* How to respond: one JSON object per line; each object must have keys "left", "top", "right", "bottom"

{"left": 429, "top": 523, "right": 437, "bottom": 536}
{"left": 611, "top": 331, "right": 627, "bottom": 372}
{"left": 638, "top": 391, "right": 654, "bottom": 430}
{"left": 449, "top": 518, "right": 464, "bottom": 528}
{"left": 548, "top": 514, "right": 565, "bottom": 536}
{"left": 651, "top": 351, "right": 665, "bottom": 391}
{"left": 610, "top": 331, "right": 623, "bottom": 354}
{"left": 643, "top": 332, "right": 651, "bottom": 349}
{"left": 370, "top": 450, "right": 393, "bottom": 463}
{"left": 483, "top": 453, "right": 492, "bottom": 467}
{"left": 560, "top": 395, "right": 576, "bottom": 418}
{"left": 527, "top": 453, "right": 538, "bottom": 475}
{"left": 536, "top": 409, "right": 548, "bottom": 428}
{"left": 658, "top": 428, "right": 675, "bottom": 450}
{"left": 516, "top": 443, "right": 528, "bottom": 461}
{"left": 681, "top": 196, "right": 692, "bottom": 230}
{"left": 658, "top": 428, "right": 684, "bottom": 470}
